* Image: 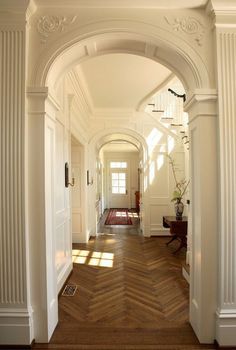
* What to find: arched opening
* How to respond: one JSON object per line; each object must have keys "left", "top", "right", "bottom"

{"left": 27, "top": 24, "right": 217, "bottom": 346}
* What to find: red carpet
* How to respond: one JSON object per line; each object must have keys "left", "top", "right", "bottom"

{"left": 105, "top": 209, "right": 132, "bottom": 225}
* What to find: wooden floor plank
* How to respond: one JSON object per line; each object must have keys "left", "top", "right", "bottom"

{"left": 33, "top": 212, "right": 216, "bottom": 350}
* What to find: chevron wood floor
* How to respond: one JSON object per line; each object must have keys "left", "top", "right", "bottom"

{"left": 34, "top": 212, "right": 216, "bottom": 350}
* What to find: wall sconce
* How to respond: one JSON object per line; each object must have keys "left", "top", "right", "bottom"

{"left": 65, "top": 162, "right": 75, "bottom": 187}
{"left": 87, "top": 170, "right": 93, "bottom": 185}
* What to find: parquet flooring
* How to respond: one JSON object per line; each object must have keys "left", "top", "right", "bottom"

{"left": 34, "top": 213, "right": 216, "bottom": 350}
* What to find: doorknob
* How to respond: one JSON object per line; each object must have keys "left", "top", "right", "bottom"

{"left": 126, "top": 190, "right": 128, "bottom": 194}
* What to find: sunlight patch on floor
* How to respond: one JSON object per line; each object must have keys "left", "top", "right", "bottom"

{"left": 72, "top": 249, "right": 114, "bottom": 268}
{"left": 128, "top": 212, "right": 139, "bottom": 218}
{"left": 115, "top": 211, "right": 127, "bottom": 217}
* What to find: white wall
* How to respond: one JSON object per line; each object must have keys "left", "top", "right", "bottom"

{"left": 71, "top": 143, "right": 86, "bottom": 243}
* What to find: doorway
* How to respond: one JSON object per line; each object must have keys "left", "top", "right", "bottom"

{"left": 98, "top": 140, "right": 141, "bottom": 215}
{"left": 109, "top": 161, "right": 129, "bottom": 208}
{"left": 27, "top": 19, "right": 218, "bottom": 339}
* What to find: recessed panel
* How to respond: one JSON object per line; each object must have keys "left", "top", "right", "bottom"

{"left": 150, "top": 204, "right": 169, "bottom": 224}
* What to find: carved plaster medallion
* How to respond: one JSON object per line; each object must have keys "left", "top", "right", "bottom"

{"left": 37, "top": 15, "right": 76, "bottom": 43}
{"left": 165, "top": 16, "right": 205, "bottom": 46}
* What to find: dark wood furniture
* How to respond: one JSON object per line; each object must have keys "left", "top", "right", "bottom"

{"left": 163, "top": 216, "right": 188, "bottom": 254}
{"left": 135, "top": 191, "right": 140, "bottom": 213}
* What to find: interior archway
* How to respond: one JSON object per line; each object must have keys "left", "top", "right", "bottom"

{"left": 27, "top": 19, "right": 217, "bottom": 346}
{"left": 31, "top": 24, "right": 211, "bottom": 92}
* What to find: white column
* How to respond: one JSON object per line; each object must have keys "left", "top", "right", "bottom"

{"left": 185, "top": 91, "right": 218, "bottom": 343}
{"left": 214, "top": 21, "right": 236, "bottom": 347}
{"left": 27, "top": 88, "right": 59, "bottom": 342}
{"left": 0, "top": 4, "right": 34, "bottom": 345}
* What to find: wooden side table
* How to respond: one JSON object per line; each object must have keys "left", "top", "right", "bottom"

{"left": 163, "top": 216, "right": 188, "bottom": 254}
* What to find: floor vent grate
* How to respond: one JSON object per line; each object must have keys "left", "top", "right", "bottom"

{"left": 62, "top": 284, "right": 77, "bottom": 296}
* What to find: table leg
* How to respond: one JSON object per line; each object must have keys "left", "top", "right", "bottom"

{"left": 172, "top": 237, "right": 187, "bottom": 254}
{"left": 166, "top": 235, "right": 178, "bottom": 246}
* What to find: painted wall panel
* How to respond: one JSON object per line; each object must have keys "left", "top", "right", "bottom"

{"left": 71, "top": 144, "right": 85, "bottom": 243}
{"left": 55, "top": 118, "right": 72, "bottom": 290}
{"left": 149, "top": 153, "right": 169, "bottom": 197}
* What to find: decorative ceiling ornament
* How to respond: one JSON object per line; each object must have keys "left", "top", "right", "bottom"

{"left": 165, "top": 16, "right": 204, "bottom": 46}
{"left": 37, "top": 15, "right": 77, "bottom": 43}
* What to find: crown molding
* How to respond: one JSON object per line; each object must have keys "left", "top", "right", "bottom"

{"left": 33, "top": 0, "right": 207, "bottom": 8}
{"left": 0, "top": 0, "right": 36, "bottom": 27}
{"left": 68, "top": 69, "right": 94, "bottom": 115}
{"left": 0, "top": 0, "right": 31, "bottom": 13}
{"left": 206, "top": 0, "right": 236, "bottom": 25}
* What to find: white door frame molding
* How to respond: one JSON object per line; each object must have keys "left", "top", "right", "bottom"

{"left": 185, "top": 90, "right": 218, "bottom": 342}
{"left": 27, "top": 87, "right": 59, "bottom": 342}
{"left": 28, "top": 25, "right": 218, "bottom": 344}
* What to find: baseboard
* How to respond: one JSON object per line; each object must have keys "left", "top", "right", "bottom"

{"left": 72, "top": 232, "right": 87, "bottom": 243}
{"left": 58, "top": 270, "right": 73, "bottom": 296}
{"left": 182, "top": 263, "right": 190, "bottom": 284}
{"left": 150, "top": 230, "right": 171, "bottom": 237}
{"left": 214, "top": 339, "right": 236, "bottom": 349}
{"left": 0, "top": 308, "right": 33, "bottom": 345}
{"left": 57, "top": 260, "right": 73, "bottom": 294}
{"left": 216, "top": 310, "right": 236, "bottom": 346}
{"left": 0, "top": 339, "right": 34, "bottom": 349}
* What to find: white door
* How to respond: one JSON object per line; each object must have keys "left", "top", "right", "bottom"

{"left": 108, "top": 161, "right": 130, "bottom": 208}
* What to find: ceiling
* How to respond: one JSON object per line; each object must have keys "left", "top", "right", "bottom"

{"left": 75, "top": 53, "right": 171, "bottom": 110}
{"left": 101, "top": 141, "right": 139, "bottom": 153}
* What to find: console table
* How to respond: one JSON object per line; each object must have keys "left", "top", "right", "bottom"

{"left": 163, "top": 216, "right": 188, "bottom": 254}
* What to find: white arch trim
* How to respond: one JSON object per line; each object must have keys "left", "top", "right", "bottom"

{"left": 89, "top": 128, "right": 148, "bottom": 155}
{"left": 98, "top": 138, "right": 140, "bottom": 153}
{"left": 30, "top": 20, "right": 211, "bottom": 92}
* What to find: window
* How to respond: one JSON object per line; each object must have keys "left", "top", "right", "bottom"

{"left": 110, "top": 162, "right": 127, "bottom": 169}
{"left": 112, "top": 172, "right": 126, "bottom": 194}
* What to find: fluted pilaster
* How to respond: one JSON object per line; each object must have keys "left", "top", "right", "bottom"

{"left": 217, "top": 31, "right": 236, "bottom": 306}
{"left": 0, "top": 30, "right": 26, "bottom": 306}
{"left": 216, "top": 28, "right": 236, "bottom": 346}
{"left": 0, "top": 6, "right": 33, "bottom": 343}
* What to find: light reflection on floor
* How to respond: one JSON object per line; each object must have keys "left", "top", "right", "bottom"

{"left": 72, "top": 249, "right": 114, "bottom": 268}
{"left": 128, "top": 212, "right": 139, "bottom": 218}
{"left": 115, "top": 211, "right": 139, "bottom": 218}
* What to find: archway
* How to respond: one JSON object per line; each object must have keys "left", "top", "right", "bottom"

{"left": 89, "top": 130, "right": 146, "bottom": 235}
{"left": 27, "top": 22, "right": 217, "bottom": 344}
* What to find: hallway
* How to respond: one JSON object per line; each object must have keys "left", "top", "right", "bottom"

{"left": 34, "top": 215, "right": 215, "bottom": 350}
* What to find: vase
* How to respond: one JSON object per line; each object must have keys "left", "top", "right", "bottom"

{"left": 175, "top": 199, "right": 184, "bottom": 220}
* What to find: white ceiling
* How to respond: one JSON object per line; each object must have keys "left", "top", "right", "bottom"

{"left": 102, "top": 141, "right": 139, "bottom": 153}
{"left": 76, "top": 53, "right": 171, "bottom": 109}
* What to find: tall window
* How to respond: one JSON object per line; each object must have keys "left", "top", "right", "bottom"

{"left": 111, "top": 173, "right": 126, "bottom": 194}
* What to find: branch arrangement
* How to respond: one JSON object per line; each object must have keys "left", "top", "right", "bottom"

{"left": 167, "top": 155, "right": 190, "bottom": 202}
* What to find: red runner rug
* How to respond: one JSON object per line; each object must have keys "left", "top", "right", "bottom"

{"left": 105, "top": 209, "right": 132, "bottom": 225}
